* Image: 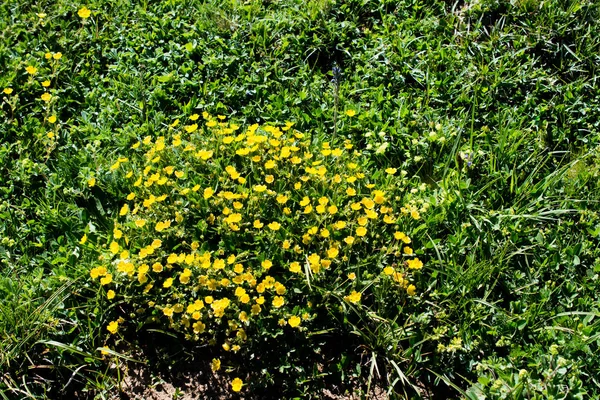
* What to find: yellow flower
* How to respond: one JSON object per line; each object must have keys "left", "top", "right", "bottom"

{"left": 225, "top": 213, "right": 242, "bottom": 224}
{"left": 268, "top": 221, "right": 281, "bottom": 231}
{"left": 41, "top": 80, "right": 51, "bottom": 87}
{"left": 334, "top": 221, "right": 347, "bottom": 230}
{"left": 275, "top": 283, "right": 286, "bottom": 295}
{"left": 26, "top": 66, "right": 38, "bottom": 75}
{"left": 288, "top": 316, "right": 301, "bottom": 328}
{"left": 192, "top": 321, "right": 205, "bottom": 333}
{"left": 289, "top": 262, "right": 301, "bottom": 273}
{"left": 213, "top": 259, "right": 226, "bottom": 269}
{"left": 80, "top": 234, "right": 88, "bottom": 244}
{"left": 347, "top": 201, "right": 359, "bottom": 211}
{"left": 276, "top": 194, "right": 288, "bottom": 204}
{"left": 109, "top": 241, "right": 119, "bottom": 254}
{"left": 344, "top": 236, "right": 355, "bottom": 245}
{"left": 362, "top": 198, "right": 375, "bottom": 209}
{"left": 299, "top": 196, "right": 310, "bottom": 207}
{"left": 394, "top": 232, "right": 411, "bottom": 243}
{"left": 78, "top": 6, "right": 91, "bottom": 19}
{"left": 272, "top": 296, "right": 285, "bottom": 308}
{"left": 345, "top": 109, "right": 356, "bottom": 117}
{"left": 239, "top": 311, "right": 249, "bottom": 322}
{"left": 372, "top": 190, "right": 386, "bottom": 204}
{"left": 41, "top": 93, "right": 51, "bottom": 102}
{"left": 327, "top": 247, "right": 339, "bottom": 259}
{"left": 53, "top": 52, "right": 62, "bottom": 60}
{"left": 155, "top": 220, "right": 171, "bottom": 232}
{"left": 203, "top": 187, "right": 214, "bottom": 199}
{"left": 385, "top": 168, "right": 397, "bottom": 175}
{"left": 211, "top": 358, "right": 221, "bottom": 371}
{"left": 48, "top": 115, "right": 57, "bottom": 123}
{"left": 356, "top": 227, "right": 367, "bottom": 237}
{"left": 392, "top": 272, "right": 405, "bottom": 286}
{"left": 107, "top": 320, "right": 119, "bottom": 334}
{"left": 250, "top": 219, "right": 263, "bottom": 229}
{"left": 3, "top": 88, "right": 13, "bottom": 95}
{"left": 152, "top": 262, "right": 163, "bottom": 272}
{"left": 383, "top": 215, "right": 396, "bottom": 224}
{"left": 231, "top": 378, "right": 243, "bottom": 392}
{"left": 100, "top": 274, "right": 113, "bottom": 285}
{"left": 106, "top": 290, "right": 115, "bottom": 300}
{"left": 407, "top": 258, "right": 423, "bottom": 270}
{"left": 223, "top": 136, "right": 235, "bottom": 145}
{"left": 253, "top": 185, "right": 267, "bottom": 193}
{"left": 407, "top": 284, "right": 417, "bottom": 296}
{"left": 347, "top": 272, "right": 356, "bottom": 280}
{"left": 163, "top": 307, "right": 174, "bottom": 317}
{"left": 344, "top": 290, "right": 361, "bottom": 304}
{"left": 225, "top": 166, "right": 239, "bottom": 179}
{"left": 197, "top": 150, "right": 213, "bottom": 160}
{"left": 261, "top": 260, "right": 273, "bottom": 270}
{"left": 119, "top": 204, "right": 129, "bottom": 216}
{"left": 264, "top": 160, "right": 276, "bottom": 169}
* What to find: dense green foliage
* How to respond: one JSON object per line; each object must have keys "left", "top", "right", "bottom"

{"left": 1, "top": 0, "right": 599, "bottom": 398}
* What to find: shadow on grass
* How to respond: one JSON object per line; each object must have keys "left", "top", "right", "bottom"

{"left": 116, "top": 324, "right": 385, "bottom": 400}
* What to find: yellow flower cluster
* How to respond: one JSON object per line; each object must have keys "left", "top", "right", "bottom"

{"left": 7, "top": 52, "right": 65, "bottom": 148}
{"left": 89, "top": 113, "right": 426, "bottom": 390}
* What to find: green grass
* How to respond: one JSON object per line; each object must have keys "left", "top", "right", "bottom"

{"left": 1, "top": 0, "right": 599, "bottom": 398}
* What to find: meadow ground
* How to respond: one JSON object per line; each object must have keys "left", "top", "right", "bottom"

{"left": 1, "top": 0, "right": 599, "bottom": 399}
